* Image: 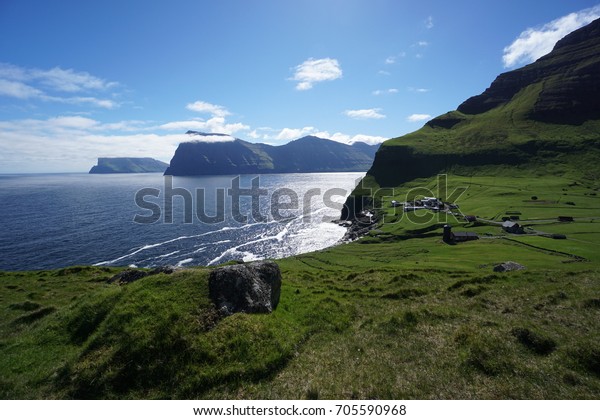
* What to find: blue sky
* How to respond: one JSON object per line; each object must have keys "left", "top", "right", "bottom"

{"left": 1, "top": 0, "right": 599, "bottom": 173}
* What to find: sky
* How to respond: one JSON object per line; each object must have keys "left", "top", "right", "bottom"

{"left": 0, "top": 0, "right": 599, "bottom": 173}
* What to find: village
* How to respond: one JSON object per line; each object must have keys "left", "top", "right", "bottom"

{"left": 390, "top": 196, "right": 574, "bottom": 244}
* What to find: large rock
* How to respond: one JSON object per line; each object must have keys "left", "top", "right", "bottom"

{"left": 208, "top": 261, "right": 282, "bottom": 315}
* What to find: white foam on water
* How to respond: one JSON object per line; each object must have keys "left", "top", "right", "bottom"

{"left": 176, "top": 258, "right": 194, "bottom": 267}
{"left": 154, "top": 250, "right": 180, "bottom": 259}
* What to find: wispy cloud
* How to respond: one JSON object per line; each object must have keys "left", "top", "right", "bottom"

{"left": 408, "top": 87, "right": 430, "bottom": 93}
{"left": 186, "top": 100, "right": 231, "bottom": 117}
{"left": 290, "top": 58, "right": 342, "bottom": 90}
{"left": 407, "top": 113, "right": 431, "bottom": 122}
{"left": 502, "top": 5, "right": 600, "bottom": 68}
{"left": 0, "top": 63, "right": 119, "bottom": 108}
{"left": 0, "top": 79, "right": 43, "bottom": 99}
{"left": 372, "top": 88, "right": 398, "bottom": 96}
{"left": 425, "top": 16, "right": 434, "bottom": 29}
{"left": 344, "top": 108, "right": 386, "bottom": 120}
{"left": 0, "top": 63, "right": 117, "bottom": 92}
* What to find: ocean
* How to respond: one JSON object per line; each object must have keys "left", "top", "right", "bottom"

{"left": 0, "top": 172, "right": 364, "bottom": 271}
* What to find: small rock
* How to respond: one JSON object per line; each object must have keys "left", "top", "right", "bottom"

{"left": 493, "top": 261, "right": 526, "bottom": 272}
{"left": 149, "top": 265, "right": 177, "bottom": 275}
{"left": 108, "top": 265, "right": 176, "bottom": 284}
{"left": 108, "top": 269, "right": 149, "bottom": 284}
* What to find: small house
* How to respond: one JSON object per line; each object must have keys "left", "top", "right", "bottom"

{"left": 464, "top": 215, "right": 477, "bottom": 222}
{"left": 558, "top": 216, "right": 574, "bottom": 222}
{"left": 443, "top": 225, "right": 479, "bottom": 243}
{"left": 453, "top": 232, "right": 480, "bottom": 242}
{"left": 391, "top": 200, "right": 401, "bottom": 207}
{"left": 502, "top": 220, "right": 524, "bottom": 234}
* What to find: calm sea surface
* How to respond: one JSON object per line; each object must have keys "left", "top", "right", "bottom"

{"left": 0, "top": 172, "right": 363, "bottom": 271}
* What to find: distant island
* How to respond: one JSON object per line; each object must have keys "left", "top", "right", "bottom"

{"left": 89, "top": 157, "right": 169, "bottom": 174}
{"left": 163, "top": 133, "right": 380, "bottom": 176}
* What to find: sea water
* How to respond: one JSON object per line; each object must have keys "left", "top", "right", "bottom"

{"left": 0, "top": 172, "right": 364, "bottom": 271}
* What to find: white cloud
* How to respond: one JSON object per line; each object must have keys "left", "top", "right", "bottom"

{"left": 247, "top": 130, "right": 261, "bottom": 139}
{"left": 372, "top": 88, "right": 398, "bottom": 95}
{"left": 316, "top": 131, "right": 387, "bottom": 145}
{"left": 378, "top": 70, "right": 391, "bottom": 76}
{"left": 48, "top": 116, "right": 99, "bottom": 129}
{"left": 276, "top": 126, "right": 316, "bottom": 141}
{"left": 0, "top": 79, "right": 43, "bottom": 99}
{"left": 270, "top": 127, "right": 387, "bottom": 145}
{"left": 385, "top": 56, "right": 396, "bottom": 64}
{"left": 408, "top": 87, "right": 430, "bottom": 93}
{"left": 185, "top": 100, "right": 231, "bottom": 117}
{"left": 407, "top": 114, "right": 431, "bottom": 122}
{"left": 0, "top": 116, "right": 389, "bottom": 172}
{"left": 290, "top": 58, "right": 342, "bottom": 90}
{"left": 344, "top": 108, "right": 386, "bottom": 120}
{"left": 0, "top": 117, "right": 184, "bottom": 172}
{"left": 425, "top": 16, "right": 434, "bottom": 29}
{"left": 502, "top": 6, "right": 600, "bottom": 68}
{"left": 0, "top": 63, "right": 120, "bottom": 109}
{"left": 0, "top": 63, "right": 117, "bottom": 92}
{"left": 187, "top": 133, "right": 236, "bottom": 143}
{"left": 415, "top": 41, "right": 429, "bottom": 47}
{"left": 31, "top": 67, "right": 118, "bottom": 92}
{"left": 159, "top": 117, "right": 248, "bottom": 135}
{"left": 44, "top": 95, "right": 119, "bottom": 109}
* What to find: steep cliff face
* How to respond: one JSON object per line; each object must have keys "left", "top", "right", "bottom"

{"left": 89, "top": 157, "right": 169, "bottom": 174}
{"left": 458, "top": 17, "right": 600, "bottom": 124}
{"left": 164, "top": 139, "right": 275, "bottom": 176}
{"left": 164, "top": 134, "right": 379, "bottom": 176}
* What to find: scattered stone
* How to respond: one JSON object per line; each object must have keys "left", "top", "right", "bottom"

{"left": 208, "top": 261, "right": 282, "bottom": 315}
{"left": 108, "top": 266, "right": 176, "bottom": 285}
{"left": 149, "top": 265, "right": 177, "bottom": 275}
{"left": 493, "top": 261, "right": 526, "bottom": 272}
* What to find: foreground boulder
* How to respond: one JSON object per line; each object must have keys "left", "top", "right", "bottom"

{"left": 208, "top": 261, "right": 282, "bottom": 315}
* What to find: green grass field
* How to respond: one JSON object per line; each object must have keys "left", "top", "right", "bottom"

{"left": 1, "top": 173, "right": 599, "bottom": 399}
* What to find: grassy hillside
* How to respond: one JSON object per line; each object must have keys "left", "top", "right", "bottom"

{"left": 365, "top": 83, "right": 600, "bottom": 189}
{"left": 1, "top": 173, "right": 599, "bottom": 399}
{"left": 3, "top": 16, "right": 599, "bottom": 402}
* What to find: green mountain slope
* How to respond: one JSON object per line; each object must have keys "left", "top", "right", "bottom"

{"left": 360, "top": 18, "right": 600, "bottom": 195}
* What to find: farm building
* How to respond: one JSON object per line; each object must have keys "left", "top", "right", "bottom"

{"left": 502, "top": 220, "right": 524, "bottom": 234}
{"left": 443, "top": 225, "right": 479, "bottom": 243}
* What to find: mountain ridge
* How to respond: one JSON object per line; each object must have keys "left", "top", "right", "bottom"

{"left": 89, "top": 157, "right": 169, "bottom": 174}
{"left": 164, "top": 133, "right": 380, "bottom": 175}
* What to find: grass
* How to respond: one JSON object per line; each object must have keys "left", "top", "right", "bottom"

{"left": 0, "top": 173, "right": 599, "bottom": 399}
